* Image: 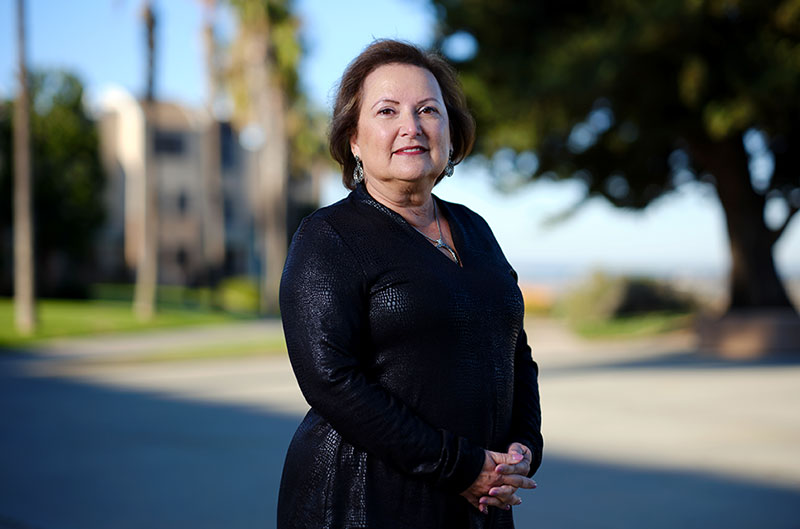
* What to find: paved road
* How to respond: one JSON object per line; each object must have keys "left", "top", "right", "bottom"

{"left": 2, "top": 319, "right": 799, "bottom": 529}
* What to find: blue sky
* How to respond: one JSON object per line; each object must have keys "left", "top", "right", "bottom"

{"left": 1, "top": 0, "right": 798, "bottom": 284}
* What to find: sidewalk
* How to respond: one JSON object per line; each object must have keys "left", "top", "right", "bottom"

{"left": 1, "top": 319, "right": 799, "bottom": 528}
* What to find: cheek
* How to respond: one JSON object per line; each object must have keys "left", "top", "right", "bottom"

{"left": 360, "top": 123, "right": 393, "bottom": 150}
{"left": 427, "top": 119, "right": 450, "bottom": 144}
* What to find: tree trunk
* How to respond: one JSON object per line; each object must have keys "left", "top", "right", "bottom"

{"left": 241, "top": 27, "right": 289, "bottom": 316}
{"left": 134, "top": 2, "right": 158, "bottom": 321}
{"left": 201, "top": 4, "right": 225, "bottom": 288}
{"left": 134, "top": 108, "right": 159, "bottom": 320}
{"left": 13, "top": 0, "right": 35, "bottom": 335}
{"left": 698, "top": 136, "right": 795, "bottom": 313}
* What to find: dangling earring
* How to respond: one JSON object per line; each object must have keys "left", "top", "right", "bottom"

{"left": 443, "top": 151, "right": 455, "bottom": 178}
{"left": 353, "top": 155, "right": 364, "bottom": 184}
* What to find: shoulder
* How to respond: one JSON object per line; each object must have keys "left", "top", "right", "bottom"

{"left": 287, "top": 192, "right": 375, "bottom": 276}
{"left": 436, "top": 195, "right": 494, "bottom": 235}
{"left": 293, "top": 192, "right": 369, "bottom": 241}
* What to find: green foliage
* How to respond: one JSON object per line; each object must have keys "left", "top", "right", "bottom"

{"left": 225, "top": 0, "right": 332, "bottom": 186}
{"left": 432, "top": 0, "right": 800, "bottom": 209}
{"left": 433, "top": 0, "right": 800, "bottom": 310}
{"left": 557, "top": 271, "right": 696, "bottom": 332}
{"left": 214, "top": 276, "right": 260, "bottom": 314}
{"left": 228, "top": 0, "right": 300, "bottom": 92}
{"left": 91, "top": 283, "right": 214, "bottom": 309}
{"left": 92, "top": 280, "right": 260, "bottom": 315}
{"left": 0, "top": 70, "right": 106, "bottom": 296}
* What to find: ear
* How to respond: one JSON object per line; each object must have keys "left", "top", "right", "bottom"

{"left": 349, "top": 136, "right": 360, "bottom": 160}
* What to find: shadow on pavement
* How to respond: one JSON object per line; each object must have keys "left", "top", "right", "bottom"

{"left": 1, "top": 360, "right": 298, "bottom": 529}
{"left": 2, "top": 359, "right": 799, "bottom": 529}
{"left": 545, "top": 349, "right": 800, "bottom": 378}
{"left": 514, "top": 453, "right": 800, "bottom": 529}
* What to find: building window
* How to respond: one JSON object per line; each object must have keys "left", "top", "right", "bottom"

{"left": 224, "top": 195, "right": 234, "bottom": 225}
{"left": 177, "top": 192, "right": 189, "bottom": 215}
{"left": 220, "top": 122, "right": 236, "bottom": 170}
{"left": 176, "top": 247, "right": 188, "bottom": 267}
{"left": 154, "top": 130, "right": 185, "bottom": 155}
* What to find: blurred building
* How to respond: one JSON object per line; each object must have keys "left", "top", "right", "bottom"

{"left": 96, "top": 88, "right": 259, "bottom": 287}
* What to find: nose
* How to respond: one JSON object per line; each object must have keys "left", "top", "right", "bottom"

{"left": 400, "top": 111, "right": 422, "bottom": 137}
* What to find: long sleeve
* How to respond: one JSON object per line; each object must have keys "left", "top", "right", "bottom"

{"left": 279, "top": 216, "right": 485, "bottom": 494}
{"left": 508, "top": 327, "right": 544, "bottom": 477}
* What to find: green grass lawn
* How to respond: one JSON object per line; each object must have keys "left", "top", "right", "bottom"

{"left": 570, "top": 312, "right": 694, "bottom": 339}
{"left": 0, "top": 298, "right": 252, "bottom": 349}
{"left": 84, "top": 336, "right": 289, "bottom": 365}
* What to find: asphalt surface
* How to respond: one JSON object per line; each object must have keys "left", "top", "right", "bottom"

{"left": 2, "top": 319, "right": 799, "bottom": 529}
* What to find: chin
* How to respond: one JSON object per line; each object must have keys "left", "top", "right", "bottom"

{"left": 389, "top": 165, "right": 440, "bottom": 184}
{"left": 393, "top": 172, "right": 438, "bottom": 186}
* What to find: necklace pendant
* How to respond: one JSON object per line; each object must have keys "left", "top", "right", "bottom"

{"left": 412, "top": 200, "right": 460, "bottom": 265}
{"left": 435, "top": 241, "right": 460, "bottom": 264}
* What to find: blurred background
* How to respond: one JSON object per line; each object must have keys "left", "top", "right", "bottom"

{"left": 1, "top": 1, "right": 799, "bottom": 528}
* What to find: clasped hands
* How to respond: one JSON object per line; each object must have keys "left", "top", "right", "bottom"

{"left": 460, "top": 442, "right": 537, "bottom": 515}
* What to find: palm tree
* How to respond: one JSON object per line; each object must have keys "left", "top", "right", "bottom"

{"left": 13, "top": 0, "right": 36, "bottom": 335}
{"left": 133, "top": 0, "right": 158, "bottom": 320}
{"left": 228, "top": 0, "right": 293, "bottom": 315}
{"left": 200, "top": 0, "right": 225, "bottom": 287}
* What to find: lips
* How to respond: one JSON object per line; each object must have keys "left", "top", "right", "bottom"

{"left": 393, "top": 146, "right": 428, "bottom": 154}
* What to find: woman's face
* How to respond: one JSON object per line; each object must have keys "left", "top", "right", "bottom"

{"left": 350, "top": 63, "right": 451, "bottom": 188}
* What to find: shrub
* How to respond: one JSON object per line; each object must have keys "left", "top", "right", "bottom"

{"left": 520, "top": 284, "right": 556, "bottom": 316}
{"left": 558, "top": 271, "right": 696, "bottom": 325}
{"left": 214, "top": 276, "right": 259, "bottom": 314}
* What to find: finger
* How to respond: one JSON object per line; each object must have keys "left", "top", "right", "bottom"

{"left": 489, "top": 450, "right": 525, "bottom": 466}
{"left": 481, "top": 492, "right": 523, "bottom": 509}
{"left": 464, "top": 494, "right": 486, "bottom": 514}
{"left": 487, "top": 485, "right": 518, "bottom": 504}
{"left": 479, "top": 495, "right": 514, "bottom": 510}
{"left": 508, "top": 442, "right": 531, "bottom": 459}
{"left": 475, "top": 497, "right": 493, "bottom": 514}
{"left": 504, "top": 443, "right": 532, "bottom": 472}
{"left": 495, "top": 461, "right": 531, "bottom": 476}
{"left": 496, "top": 474, "right": 537, "bottom": 490}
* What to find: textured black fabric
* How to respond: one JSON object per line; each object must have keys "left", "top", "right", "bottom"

{"left": 277, "top": 183, "right": 543, "bottom": 529}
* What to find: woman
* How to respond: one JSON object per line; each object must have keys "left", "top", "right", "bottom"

{"left": 278, "top": 39, "right": 543, "bottom": 528}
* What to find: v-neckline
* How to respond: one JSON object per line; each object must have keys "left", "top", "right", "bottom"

{"left": 355, "top": 184, "right": 465, "bottom": 269}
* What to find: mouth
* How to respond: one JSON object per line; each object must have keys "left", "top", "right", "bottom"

{"left": 393, "top": 146, "right": 428, "bottom": 155}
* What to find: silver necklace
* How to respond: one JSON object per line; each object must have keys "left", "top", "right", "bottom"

{"left": 412, "top": 201, "right": 460, "bottom": 265}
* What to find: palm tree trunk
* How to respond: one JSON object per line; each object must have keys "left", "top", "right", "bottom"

{"left": 259, "top": 82, "right": 289, "bottom": 316}
{"left": 241, "top": 26, "right": 289, "bottom": 316}
{"left": 201, "top": 2, "right": 225, "bottom": 288}
{"left": 134, "top": 105, "right": 159, "bottom": 320}
{"left": 13, "top": 0, "right": 35, "bottom": 335}
{"left": 134, "top": 1, "right": 158, "bottom": 320}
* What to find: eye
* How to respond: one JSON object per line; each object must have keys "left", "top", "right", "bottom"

{"left": 419, "top": 106, "right": 439, "bottom": 115}
{"left": 377, "top": 107, "right": 395, "bottom": 116}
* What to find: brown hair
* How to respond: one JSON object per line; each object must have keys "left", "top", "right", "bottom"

{"left": 329, "top": 39, "right": 476, "bottom": 190}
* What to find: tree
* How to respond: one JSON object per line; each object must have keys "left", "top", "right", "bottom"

{"left": 199, "top": 0, "right": 226, "bottom": 288}
{"left": 226, "top": 0, "right": 303, "bottom": 315}
{"left": 12, "top": 0, "right": 35, "bottom": 334}
{"left": 433, "top": 0, "right": 800, "bottom": 313}
{"left": 0, "top": 71, "right": 106, "bottom": 300}
{"left": 133, "top": 0, "right": 159, "bottom": 320}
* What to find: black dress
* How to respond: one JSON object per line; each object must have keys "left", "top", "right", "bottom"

{"left": 277, "top": 183, "right": 543, "bottom": 529}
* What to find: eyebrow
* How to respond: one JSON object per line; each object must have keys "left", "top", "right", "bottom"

{"left": 370, "top": 97, "right": 441, "bottom": 109}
